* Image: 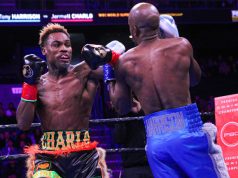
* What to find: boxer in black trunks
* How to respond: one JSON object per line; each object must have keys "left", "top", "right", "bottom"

{"left": 17, "top": 23, "right": 103, "bottom": 178}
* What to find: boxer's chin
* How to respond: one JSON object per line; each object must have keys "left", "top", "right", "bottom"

{"left": 58, "top": 63, "right": 70, "bottom": 74}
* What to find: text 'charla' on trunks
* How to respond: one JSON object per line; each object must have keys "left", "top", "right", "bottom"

{"left": 41, "top": 130, "right": 90, "bottom": 150}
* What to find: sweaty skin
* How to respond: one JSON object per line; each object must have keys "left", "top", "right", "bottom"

{"left": 109, "top": 3, "right": 201, "bottom": 115}
{"left": 17, "top": 32, "right": 102, "bottom": 131}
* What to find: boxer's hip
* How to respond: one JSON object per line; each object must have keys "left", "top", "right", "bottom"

{"left": 143, "top": 103, "right": 203, "bottom": 138}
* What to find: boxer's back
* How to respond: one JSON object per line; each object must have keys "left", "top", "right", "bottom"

{"left": 119, "top": 37, "right": 192, "bottom": 114}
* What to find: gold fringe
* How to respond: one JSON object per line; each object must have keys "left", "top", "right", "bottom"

{"left": 96, "top": 147, "right": 110, "bottom": 178}
{"left": 26, "top": 153, "right": 35, "bottom": 178}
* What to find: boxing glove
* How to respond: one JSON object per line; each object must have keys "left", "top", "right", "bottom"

{"left": 21, "top": 54, "right": 47, "bottom": 102}
{"left": 103, "top": 40, "right": 126, "bottom": 84}
{"left": 23, "top": 54, "right": 47, "bottom": 85}
{"left": 159, "top": 14, "right": 179, "bottom": 38}
{"left": 106, "top": 40, "right": 125, "bottom": 66}
{"left": 81, "top": 41, "right": 125, "bottom": 70}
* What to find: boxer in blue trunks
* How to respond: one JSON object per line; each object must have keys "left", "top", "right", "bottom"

{"left": 81, "top": 2, "right": 229, "bottom": 178}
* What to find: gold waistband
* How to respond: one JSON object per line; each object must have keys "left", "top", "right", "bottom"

{"left": 40, "top": 130, "right": 90, "bottom": 151}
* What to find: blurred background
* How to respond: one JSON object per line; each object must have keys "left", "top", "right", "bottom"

{"left": 0, "top": 0, "right": 238, "bottom": 177}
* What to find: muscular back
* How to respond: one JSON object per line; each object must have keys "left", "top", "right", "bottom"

{"left": 37, "top": 64, "right": 98, "bottom": 131}
{"left": 118, "top": 37, "right": 194, "bottom": 115}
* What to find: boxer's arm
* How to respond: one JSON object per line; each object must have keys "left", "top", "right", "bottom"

{"left": 186, "top": 40, "right": 201, "bottom": 86}
{"left": 17, "top": 54, "right": 46, "bottom": 130}
{"left": 90, "top": 66, "right": 104, "bottom": 80}
{"left": 108, "top": 82, "right": 132, "bottom": 115}
{"left": 190, "top": 56, "right": 201, "bottom": 87}
{"left": 16, "top": 101, "right": 36, "bottom": 130}
{"left": 107, "top": 64, "right": 132, "bottom": 115}
{"left": 73, "top": 61, "right": 104, "bottom": 80}
{"left": 81, "top": 41, "right": 125, "bottom": 70}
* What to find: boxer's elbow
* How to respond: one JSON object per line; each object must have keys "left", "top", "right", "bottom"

{"left": 190, "top": 76, "right": 200, "bottom": 87}
{"left": 17, "top": 119, "right": 31, "bottom": 131}
{"left": 189, "top": 57, "right": 202, "bottom": 87}
{"left": 189, "top": 66, "right": 202, "bottom": 87}
{"left": 16, "top": 114, "right": 31, "bottom": 131}
{"left": 17, "top": 122, "right": 31, "bottom": 131}
{"left": 16, "top": 102, "right": 35, "bottom": 131}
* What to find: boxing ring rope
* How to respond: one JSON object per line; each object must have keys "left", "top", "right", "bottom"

{"left": 0, "top": 112, "right": 213, "bottom": 161}
{"left": 0, "top": 112, "right": 213, "bottom": 130}
{"left": 0, "top": 148, "right": 146, "bottom": 161}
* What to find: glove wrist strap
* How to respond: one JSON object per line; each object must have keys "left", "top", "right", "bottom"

{"left": 104, "top": 64, "right": 116, "bottom": 84}
{"left": 109, "top": 51, "right": 120, "bottom": 67}
{"left": 21, "top": 82, "right": 37, "bottom": 102}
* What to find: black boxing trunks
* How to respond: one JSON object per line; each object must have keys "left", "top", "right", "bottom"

{"left": 24, "top": 130, "right": 100, "bottom": 178}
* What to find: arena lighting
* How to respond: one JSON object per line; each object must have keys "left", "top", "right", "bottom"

{"left": 97, "top": 12, "right": 183, "bottom": 18}
{"left": 98, "top": 12, "right": 129, "bottom": 18}
{"left": 11, "top": 87, "right": 22, "bottom": 94}
{"left": 231, "top": 10, "right": 238, "bottom": 22}
{"left": 165, "top": 13, "right": 183, "bottom": 17}
{"left": 0, "top": 13, "right": 41, "bottom": 23}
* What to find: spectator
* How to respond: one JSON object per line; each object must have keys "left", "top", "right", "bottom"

{"left": 0, "top": 102, "right": 6, "bottom": 118}
{"left": 1, "top": 139, "right": 19, "bottom": 155}
{"left": 5, "top": 102, "right": 16, "bottom": 118}
{"left": 0, "top": 132, "right": 6, "bottom": 150}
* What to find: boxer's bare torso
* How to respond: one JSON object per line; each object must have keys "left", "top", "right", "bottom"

{"left": 37, "top": 64, "right": 98, "bottom": 131}
{"left": 117, "top": 37, "right": 200, "bottom": 115}
{"left": 17, "top": 31, "right": 103, "bottom": 131}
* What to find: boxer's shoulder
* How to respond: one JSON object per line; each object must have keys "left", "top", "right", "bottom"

{"left": 161, "top": 37, "right": 191, "bottom": 51}
{"left": 173, "top": 37, "right": 191, "bottom": 47}
{"left": 116, "top": 48, "right": 135, "bottom": 67}
{"left": 37, "top": 72, "right": 48, "bottom": 87}
{"left": 72, "top": 62, "right": 91, "bottom": 76}
{"left": 174, "top": 37, "right": 192, "bottom": 53}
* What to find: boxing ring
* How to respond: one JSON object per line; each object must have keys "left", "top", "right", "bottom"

{"left": 0, "top": 112, "right": 213, "bottom": 161}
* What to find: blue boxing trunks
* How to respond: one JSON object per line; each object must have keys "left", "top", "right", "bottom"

{"left": 144, "top": 103, "right": 229, "bottom": 178}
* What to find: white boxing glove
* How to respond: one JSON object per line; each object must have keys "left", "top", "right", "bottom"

{"left": 106, "top": 40, "right": 125, "bottom": 55}
{"left": 159, "top": 14, "right": 179, "bottom": 38}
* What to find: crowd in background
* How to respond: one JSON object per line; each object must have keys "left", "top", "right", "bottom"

{"left": 0, "top": 128, "right": 42, "bottom": 177}
{"left": 199, "top": 55, "right": 238, "bottom": 78}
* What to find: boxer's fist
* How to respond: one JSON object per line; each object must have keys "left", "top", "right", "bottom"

{"left": 103, "top": 41, "right": 125, "bottom": 84}
{"left": 81, "top": 41, "right": 125, "bottom": 70}
{"left": 23, "top": 54, "right": 47, "bottom": 85}
{"left": 106, "top": 40, "right": 125, "bottom": 55}
{"left": 159, "top": 14, "right": 179, "bottom": 38}
{"left": 106, "top": 40, "right": 125, "bottom": 66}
{"left": 81, "top": 44, "right": 112, "bottom": 70}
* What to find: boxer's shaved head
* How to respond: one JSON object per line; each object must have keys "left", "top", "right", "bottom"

{"left": 128, "top": 3, "right": 159, "bottom": 43}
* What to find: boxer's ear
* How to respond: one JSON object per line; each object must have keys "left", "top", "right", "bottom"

{"left": 41, "top": 47, "right": 46, "bottom": 55}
